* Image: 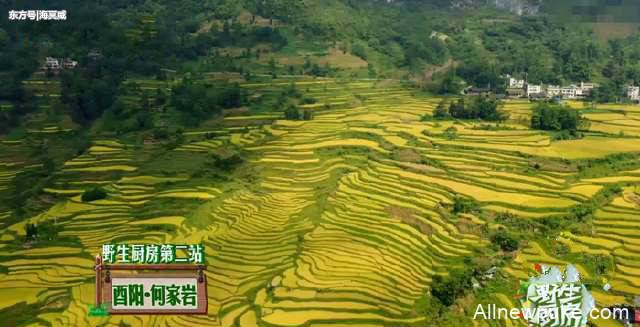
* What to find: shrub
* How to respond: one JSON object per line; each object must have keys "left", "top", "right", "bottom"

{"left": 553, "top": 243, "right": 570, "bottom": 256}
{"left": 449, "top": 97, "right": 506, "bottom": 121}
{"left": 433, "top": 100, "right": 450, "bottom": 119}
{"left": 171, "top": 80, "right": 247, "bottom": 126}
{"left": 452, "top": 196, "right": 477, "bottom": 214}
{"left": 444, "top": 126, "right": 458, "bottom": 140}
{"left": 420, "top": 114, "right": 433, "bottom": 122}
{"left": 553, "top": 130, "right": 583, "bottom": 140}
{"left": 490, "top": 229, "right": 519, "bottom": 252}
{"left": 212, "top": 153, "right": 243, "bottom": 171}
{"left": 284, "top": 105, "right": 300, "bottom": 120}
{"left": 302, "top": 97, "right": 317, "bottom": 104}
{"left": 302, "top": 110, "right": 314, "bottom": 121}
{"left": 569, "top": 203, "right": 594, "bottom": 222}
{"left": 431, "top": 267, "right": 474, "bottom": 306}
{"left": 283, "top": 83, "right": 302, "bottom": 98}
{"left": 82, "top": 187, "right": 107, "bottom": 202}
{"left": 582, "top": 254, "right": 613, "bottom": 275}
{"left": 24, "top": 221, "right": 61, "bottom": 242}
{"left": 153, "top": 128, "right": 170, "bottom": 140}
{"left": 351, "top": 42, "right": 368, "bottom": 60}
{"left": 25, "top": 223, "right": 37, "bottom": 239}
{"left": 540, "top": 216, "right": 562, "bottom": 231}
{"left": 438, "top": 71, "right": 465, "bottom": 95}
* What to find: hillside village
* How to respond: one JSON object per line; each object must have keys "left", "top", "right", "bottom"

{"left": 505, "top": 75, "right": 597, "bottom": 100}
{"left": 503, "top": 75, "right": 640, "bottom": 103}
{"left": 42, "top": 57, "right": 78, "bottom": 72}
{"left": 39, "top": 52, "right": 640, "bottom": 105}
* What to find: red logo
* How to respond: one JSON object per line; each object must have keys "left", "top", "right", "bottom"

{"left": 533, "top": 263, "right": 542, "bottom": 273}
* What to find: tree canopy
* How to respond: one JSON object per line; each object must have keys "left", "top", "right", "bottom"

{"left": 170, "top": 80, "right": 247, "bottom": 126}
{"left": 441, "top": 97, "right": 507, "bottom": 121}
{"left": 530, "top": 102, "right": 588, "bottom": 132}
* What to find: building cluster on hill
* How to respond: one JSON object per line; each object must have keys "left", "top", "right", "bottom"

{"left": 505, "top": 75, "right": 598, "bottom": 101}
{"left": 42, "top": 50, "right": 103, "bottom": 73}
{"left": 42, "top": 57, "right": 78, "bottom": 72}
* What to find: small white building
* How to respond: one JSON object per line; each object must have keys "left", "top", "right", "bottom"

{"left": 545, "top": 85, "right": 561, "bottom": 97}
{"left": 509, "top": 77, "right": 525, "bottom": 89}
{"left": 561, "top": 85, "right": 584, "bottom": 99}
{"left": 43, "top": 57, "right": 77, "bottom": 71}
{"left": 62, "top": 58, "right": 78, "bottom": 69}
{"left": 628, "top": 86, "right": 640, "bottom": 101}
{"left": 526, "top": 83, "right": 542, "bottom": 97}
{"left": 578, "top": 82, "right": 597, "bottom": 97}
{"left": 580, "top": 82, "right": 597, "bottom": 91}
{"left": 561, "top": 85, "right": 577, "bottom": 99}
{"left": 44, "top": 57, "right": 60, "bottom": 70}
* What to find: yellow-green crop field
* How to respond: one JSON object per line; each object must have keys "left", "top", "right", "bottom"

{"left": 0, "top": 78, "right": 639, "bottom": 326}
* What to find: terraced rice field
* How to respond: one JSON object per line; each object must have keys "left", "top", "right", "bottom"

{"left": 0, "top": 79, "right": 639, "bottom": 326}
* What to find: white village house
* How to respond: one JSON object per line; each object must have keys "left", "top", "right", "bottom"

{"left": 503, "top": 74, "right": 598, "bottom": 100}
{"left": 560, "top": 85, "right": 582, "bottom": 99}
{"left": 508, "top": 77, "right": 525, "bottom": 89}
{"left": 557, "top": 82, "right": 598, "bottom": 100}
{"left": 43, "top": 57, "right": 77, "bottom": 71}
{"left": 44, "top": 57, "right": 60, "bottom": 70}
{"left": 628, "top": 86, "right": 640, "bottom": 102}
{"left": 580, "top": 82, "right": 596, "bottom": 91}
{"left": 545, "top": 85, "right": 561, "bottom": 97}
{"left": 526, "top": 83, "right": 542, "bottom": 97}
{"left": 62, "top": 58, "right": 78, "bottom": 69}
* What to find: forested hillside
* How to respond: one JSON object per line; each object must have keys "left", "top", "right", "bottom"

{"left": 3, "top": 0, "right": 640, "bottom": 136}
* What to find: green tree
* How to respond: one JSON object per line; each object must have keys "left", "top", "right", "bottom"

{"left": 431, "top": 267, "right": 474, "bottom": 306}
{"left": 351, "top": 41, "right": 368, "bottom": 60}
{"left": 448, "top": 97, "right": 506, "bottom": 121}
{"left": 490, "top": 229, "right": 519, "bottom": 252}
{"left": 212, "top": 0, "right": 242, "bottom": 20}
{"left": 443, "top": 126, "right": 458, "bottom": 140}
{"left": 590, "top": 81, "right": 622, "bottom": 104}
{"left": 367, "top": 63, "right": 377, "bottom": 78}
{"left": 530, "top": 103, "right": 587, "bottom": 133}
{"left": 284, "top": 104, "right": 300, "bottom": 120}
{"left": 302, "top": 110, "right": 314, "bottom": 120}
{"left": 25, "top": 223, "right": 37, "bottom": 240}
{"left": 82, "top": 187, "right": 108, "bottom": 202}
{"left": 472, "top": 96, "right": 506, "bottom": 121}
{"left": 269, "top": 58, "right": 277, "bottom": 75}
{"left": 452, "top": 196, "right": 477, "bottom": 214}
{"left": 439, "top": 71, "right": 464, "bottom": 95}
{"left": 171, "top": 80, "right": 246, "bottom": 126}
{"left": 449, "top": 98, "right": 466, "bottom": 118}
{"left": 211, "top": 153, "right": 244, "bottom": 172}
{"left": 433, "top": 100, "right": 450, "bottom": 119}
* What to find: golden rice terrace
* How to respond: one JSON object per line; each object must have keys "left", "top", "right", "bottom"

{"left": 1, "top": 78, "right": 639, "bottom": 326}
